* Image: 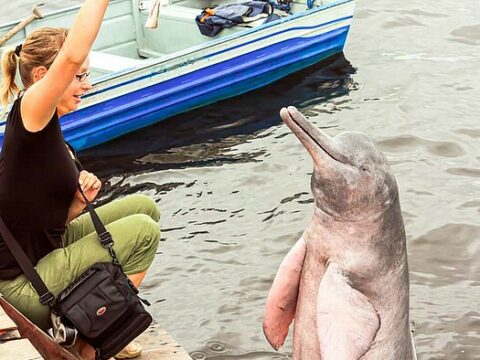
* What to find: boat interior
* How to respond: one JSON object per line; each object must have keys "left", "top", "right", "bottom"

{"left": 87, "top": 0, "right": 339, "bottom": 78}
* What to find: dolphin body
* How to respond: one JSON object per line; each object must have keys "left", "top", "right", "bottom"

{"left": 263, "top": 107, "right": 415, "bottom": 360}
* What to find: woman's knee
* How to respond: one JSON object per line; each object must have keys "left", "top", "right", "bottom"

{"left": 120, "top": 214, "right": 160, "bottom": 274}
{"left": 133, "top": 213, "right": 161, "bottom": 250}
{"left": 129, "top": 194, "right": 160, "bottom": 222}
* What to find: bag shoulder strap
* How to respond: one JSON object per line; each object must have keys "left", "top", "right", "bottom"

{"left": 78, "top": 189, "right": 121, "bottom": 265}
{"left": 79, "top": 189, "right": 112, "bottom": 247}
{"left": 0, "top": 217, "right": 55, "bottom": 306}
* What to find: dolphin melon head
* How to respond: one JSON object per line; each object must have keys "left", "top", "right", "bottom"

{"left": 280, "top": 106, "right": 399, "bottom": 221}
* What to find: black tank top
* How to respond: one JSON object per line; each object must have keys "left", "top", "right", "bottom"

{"left": 0, "top": 97, "right": 80, "bottom": 280}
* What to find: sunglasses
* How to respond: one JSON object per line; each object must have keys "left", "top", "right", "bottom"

{"left": 75, "top": 71, "right": 90, "bottom": 82}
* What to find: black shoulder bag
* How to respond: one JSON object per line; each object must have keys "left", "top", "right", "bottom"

{"left": 0, "top": 190, "right": 152, "bottom": 360}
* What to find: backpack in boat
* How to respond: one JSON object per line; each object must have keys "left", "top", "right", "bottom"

{"left": 0, "top": 189, "right": 152, "bottom": 360}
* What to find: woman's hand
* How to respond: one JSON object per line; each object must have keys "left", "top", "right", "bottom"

{"left": 66, "top": 171, "right": 101, "bottom": 224}
{"left": 76, "top": 170, "right": 102, "bottom": 203}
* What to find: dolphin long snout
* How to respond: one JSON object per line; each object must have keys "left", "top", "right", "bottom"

{"left": 280, "top": 106, "right": 342, "bottom": 166}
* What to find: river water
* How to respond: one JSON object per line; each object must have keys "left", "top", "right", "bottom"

{"left": 1, "top": 1, "right": 479, "bottom": 359}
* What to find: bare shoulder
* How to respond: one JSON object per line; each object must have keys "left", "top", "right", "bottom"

{"left": 20, "top": 83, "right": 56, "bottom": 133}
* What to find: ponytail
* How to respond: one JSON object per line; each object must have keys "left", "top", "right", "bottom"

{"left": 0, "top": 48, "right": 20, "bottom": 113}
{"left": 1, "top": 28, "right": 69, "bottom": 113}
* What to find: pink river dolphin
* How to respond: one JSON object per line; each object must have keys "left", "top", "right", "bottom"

{"left": 263, "top": 107, "right": 416, "bottom": 359}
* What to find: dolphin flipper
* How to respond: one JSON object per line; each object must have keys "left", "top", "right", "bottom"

{"left": 317, "top": 263, "right": 380, "bottom": 360}
{"left": 263, "top": 237, "right": 306, "bottom": 350}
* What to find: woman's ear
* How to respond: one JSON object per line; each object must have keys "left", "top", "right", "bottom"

{"left": 31, "top": 66, "right": 48, "bottom": 83}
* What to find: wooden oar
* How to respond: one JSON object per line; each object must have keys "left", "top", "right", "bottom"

{"left": 0, "top": 4, "right": 45, "bottom": 47}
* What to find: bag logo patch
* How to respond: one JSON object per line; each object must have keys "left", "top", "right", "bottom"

{"left": 96, "top": 307, "right": 107, "bottom": 316}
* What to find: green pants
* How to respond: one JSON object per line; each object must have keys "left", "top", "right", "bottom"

{"left": 0, "top": 194, "right": 161, "bottom": 330}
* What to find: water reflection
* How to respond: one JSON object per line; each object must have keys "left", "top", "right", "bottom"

{"left": 192, "top": 340, "right": 292, "bottom": 360}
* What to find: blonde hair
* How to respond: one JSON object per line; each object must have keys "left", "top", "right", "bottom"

{"left": 1, "top": 27, "right": 68, "bottom": 112}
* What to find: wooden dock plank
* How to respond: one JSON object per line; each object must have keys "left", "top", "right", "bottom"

{"left": 0, "top": 328, "right": 21, "bottom": 341}
{"left": 0, "top": 295, "right": 79, "bottom": 360}
{"left": 136, "top": 324, "right": 192, "bottom": 360}
{"left": 1, "top": 295, "right": 191, "bottom": 360}
{"left": 0, "top": 305, "right": 17, "bottom": 331}
{"left": 0, "top": 304, "right": 21, "bottom": 342}
{"left": 0, "top": 338, "right": 43, "bottom": 359}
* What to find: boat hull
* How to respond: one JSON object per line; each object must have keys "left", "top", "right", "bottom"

{"left": 67, "top": 27, "right": 350, "bottom": 150}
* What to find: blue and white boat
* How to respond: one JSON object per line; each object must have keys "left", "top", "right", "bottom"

{"left": 0, "top": 0, "right": 356, "bottom": 151}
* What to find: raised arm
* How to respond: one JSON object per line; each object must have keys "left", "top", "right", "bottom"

{"left": 21, "top": 0, "right": 109, "bottom": 132}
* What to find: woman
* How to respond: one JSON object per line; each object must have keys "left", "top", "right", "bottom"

{"left": 0, "top": 1, "right": 161, "bottom": 359}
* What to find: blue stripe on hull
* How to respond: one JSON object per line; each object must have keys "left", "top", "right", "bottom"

{"left": 65, "top": 26, "right": 349, "bottom": 150}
